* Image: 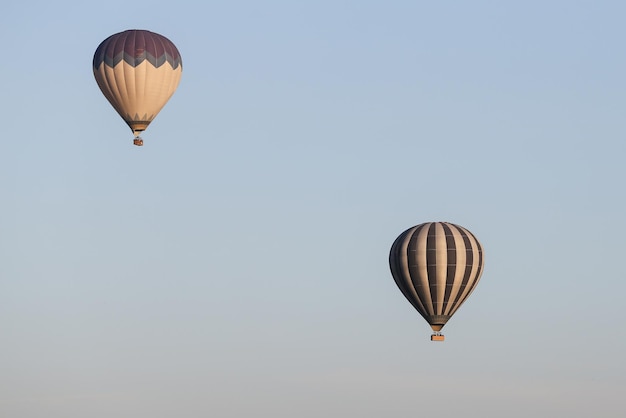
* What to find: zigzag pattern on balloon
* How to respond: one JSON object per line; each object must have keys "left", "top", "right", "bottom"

{"left": 93, "top": 30, "right": 182, "bottom": 70}
{"left": 96, "top": 50, "right": 182, "bottom": 69}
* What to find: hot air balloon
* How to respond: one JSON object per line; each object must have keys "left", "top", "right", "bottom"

{"left": 93, "top": 29, "right": 182, "bottom": 146}
{"left": 389, "top": 222, "right": 484, "bottom": 341}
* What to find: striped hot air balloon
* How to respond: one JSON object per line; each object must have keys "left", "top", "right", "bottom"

{"left": 93, "top": 29, "right": 182, "bottom": 146}
{"left": 389, "top": 222, "right": 484, "bottom": 341}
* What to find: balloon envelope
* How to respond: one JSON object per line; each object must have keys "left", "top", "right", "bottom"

{"left": 389, "top": 222, "right": 484, "bottom": 333}
{"left": 93, "top": 29, "right": 182, "bottom": 140}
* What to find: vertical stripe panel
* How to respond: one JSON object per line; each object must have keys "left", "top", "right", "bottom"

{"left": 389, "top": 226, "right": 428, "bottom": 315}
{"left": 442, "top": 224, "right": 467, "bottom": 315}
{"left": 449, "top": 227, "right": 484, "bottom": 316}
{"left": 442, "top": 223, "right": 457, "bottom": 302}
{"left": 414, "top": 223, "right": 435, "bottom": 315}
{"left": 447, "top": 229, "right": 475, "bottom": 313}
{"left": 433, "top": 222, "right": 448, "bottom": 315}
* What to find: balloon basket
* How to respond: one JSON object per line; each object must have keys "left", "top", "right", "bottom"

{"left": 133, "top": 138, "right": 144, "bottom": 146}
{"left": 431, "top": 334, "right": 445, "bottom": 342}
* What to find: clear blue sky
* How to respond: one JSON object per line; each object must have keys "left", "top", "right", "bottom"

{"left": 1, "top": 1, "right": 625, "bottom": 417}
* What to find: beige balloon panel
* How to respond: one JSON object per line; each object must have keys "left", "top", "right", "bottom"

{"left": 94, "top": 60, "right": 182, "bottom": 138}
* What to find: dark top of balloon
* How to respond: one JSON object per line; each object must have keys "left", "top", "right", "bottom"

{"left": 93, "top": 30, "right": 182, "bottom": 70}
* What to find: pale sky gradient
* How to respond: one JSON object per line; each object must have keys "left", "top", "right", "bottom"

{"left": 1, "top": 1, "right": 625, "bottom": 417}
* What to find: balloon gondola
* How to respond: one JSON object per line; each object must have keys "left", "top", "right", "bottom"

{"left": 93, "top": 29, "right": 182, "bottom": 146}
{"left": 389, "top": 222, "right": 484, "bottom": 341}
